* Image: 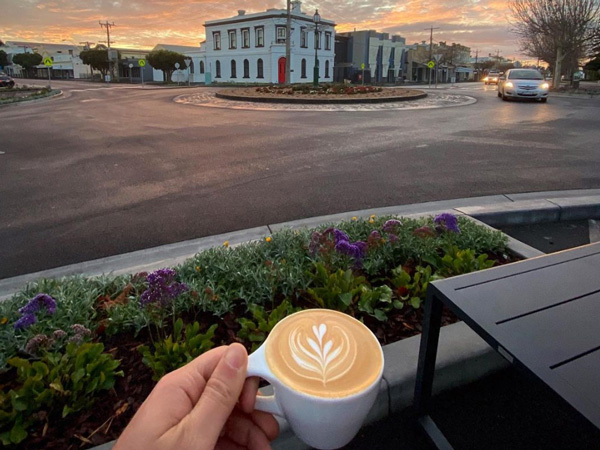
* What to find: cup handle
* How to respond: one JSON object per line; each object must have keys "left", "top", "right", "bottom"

{"left": 246, "top": 345, "right": 284, "bottom": 417}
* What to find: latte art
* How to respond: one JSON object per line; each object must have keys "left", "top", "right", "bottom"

{"left": 265, "top": 310, "right": 383, "bottom": 398}
{"left": 289, "top": 323, "right": 357, "bottom": 386}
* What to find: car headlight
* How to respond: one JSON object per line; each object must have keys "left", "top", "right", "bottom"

{"left": 505, "top": 82, "right": 514, "bottom": 88}
{"left": 484, "top": 77, "right": 489, "bottom": 82}
{"left": 540, "top": 82, "right": 550, "bottom": 90}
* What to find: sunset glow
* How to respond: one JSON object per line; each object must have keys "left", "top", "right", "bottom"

{"left": 0, "top": 0, "right": 519, "bottom": 57}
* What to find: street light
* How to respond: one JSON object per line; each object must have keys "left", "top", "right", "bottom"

{"left": 313, "top": 9, "right": 321, "bottom": 87}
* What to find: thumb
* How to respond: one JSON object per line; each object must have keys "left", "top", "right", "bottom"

{"left": 190, "top": 343, "right": 248, "bottom": 446}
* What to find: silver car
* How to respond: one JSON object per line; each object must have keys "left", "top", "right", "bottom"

{"left": 498, "top": 69, "right": 549, "bottom": 102}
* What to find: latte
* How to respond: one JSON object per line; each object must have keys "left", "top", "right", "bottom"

{"left": 264, "top": 309, "right": 383, "bottom": 398}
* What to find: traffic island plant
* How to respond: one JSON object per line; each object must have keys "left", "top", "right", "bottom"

{"left": 0, "top": 213, "right": 510, "bottom": 449}
{"left": 0, "top": 86, "right": 59, "bottom": 105}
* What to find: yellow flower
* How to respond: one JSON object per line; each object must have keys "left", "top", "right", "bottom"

{"left": 195, "top": 266, "right": 201, "bottom": 272}
{"left": 0, "top": 317, "right": 8, "bottom": 325}
{"left": 223, "top": 241, "right": 230, "bottom": 247}
{"left": 265, "top": 236, "right": 272, "bottom": 243}
{"left": 369, "top": 218, "right": 375, "bottom": 224}
{"left": 370, "top": 214, "right": 376, "bottom": 219}
{"left": 351, "top": 216, "right": 358, "bottom": 221}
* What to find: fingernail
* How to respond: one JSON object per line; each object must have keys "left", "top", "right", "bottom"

{"left": 225, "top": 345, "right": 245, "bottom": 370}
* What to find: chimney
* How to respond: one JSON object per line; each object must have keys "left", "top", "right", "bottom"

{"left": 291, "top": 1, "right": 302, "bottom": 13}
{"left": 238, "top": 10, "right": 245, "bottom": 16}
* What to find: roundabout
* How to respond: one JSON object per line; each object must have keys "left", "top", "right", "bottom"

{"left": 174, "top": 88, "right": 477, "bottom": 112}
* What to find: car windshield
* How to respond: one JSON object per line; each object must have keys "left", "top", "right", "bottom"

{"left": 508, "top": 70, "right": 543, "bottom": 80}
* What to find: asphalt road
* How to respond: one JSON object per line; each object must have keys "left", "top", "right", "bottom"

{"left": 1, "top": 80, "right": 599, "bottom": 278}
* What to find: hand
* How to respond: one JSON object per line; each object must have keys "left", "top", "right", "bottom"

{"left": 114, "top": 344, "right": 279, "bottom": 450}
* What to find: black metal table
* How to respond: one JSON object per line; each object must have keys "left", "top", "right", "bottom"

{"left": 414, "top": 243, "right": 600, "bottom": 449}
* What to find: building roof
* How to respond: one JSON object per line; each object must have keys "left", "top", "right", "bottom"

{"left": 204, "top": 7, "right": 336, "bottom": 27}
{"left": 153, "top": 44, "right": 201, "bottom": 53}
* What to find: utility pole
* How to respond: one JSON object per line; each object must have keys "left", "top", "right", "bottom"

{"left": 285, "top": 0, "right": 291, "bottom": 85}
{"left": 425, "top": 26, "right": 440, "bottom": 88}
{"left": 474, "top": 49, "right": 479, "bottom": 81}
{"left": 99, "top": 21, "right": 115, "bottom": 82}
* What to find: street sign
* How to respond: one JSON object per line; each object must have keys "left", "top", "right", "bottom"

{"left": 361, "top": 63, "right": 365, "bottom": 70}
{"left": 427, "top": 61, "right": 435, "bottom": 69}
{"left": 434, "top": 54, "right": 442, "bottom": 62}
{"left": 128, "top": 63, "right": 133, "bottom": 68}
{"left": 138, "top": 59, "right": 146, "bottom": 67}
{"left": 175, "top": 62, "right": 180, "bottom": 69}
{"left": 43, "top": 57, "right": 53, "bottom": 67}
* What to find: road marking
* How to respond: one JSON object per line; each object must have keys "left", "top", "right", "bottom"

{"left": 0, "top": 151, "right": 5, "bottom": 155}
{"left": 416, "top": 144, "right": 428, "bottom": 148}
{"left": 446, "top": 136, "right": 563, "bottom": 150}
{"left": 81, "top": 99, "right": 100, "bottom": 103}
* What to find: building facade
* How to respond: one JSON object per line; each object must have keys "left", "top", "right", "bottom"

{"left": 335, "top": 30, "right": 406, "bottom": 84}
{"left": 201, "top": 1, "right": 335, "bottom": 84}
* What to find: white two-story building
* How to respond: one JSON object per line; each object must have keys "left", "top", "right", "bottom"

{"left": 200, "top": 1, "right": 335, "bottom": 84}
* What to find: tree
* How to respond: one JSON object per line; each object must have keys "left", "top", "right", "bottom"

{"left": 12, "top": 52, "right": 43, "bottom": 77}
{"left": 80, "top": 48, "right": 117, "bottom": 78}
{"left": 0, "top": 50, "right": 8, "bottom": 68}
{"left": 510, "top": 0, "right": 600, "bottom": 88}
{"left": 147, "top": 49, "right": 186, "bottom": 82}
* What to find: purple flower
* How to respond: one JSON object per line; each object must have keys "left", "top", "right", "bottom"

{"left": 53, "top": 329, "right": 67, "bottom": 340}
{"left": 434, "top": 213, "right": 461, "bottom": 233}
{"left": 335, "top": 241, "right": 365, "bottom": 260}
{"left": 382, "top": 220, "right": 402, "bottom": 233}
{"left": 369, "top": 230, "right": 382, "bottom": 240}
{"left": 333, "top": 229, "right": 350, "bottom": 243}
{"left": 25, "top": 334, "right": 53, "bottom": 354}
{"left": 18, "top": 293, "right": 57, "bottom": 316}
{"left": 388, "top": 233, "right": 399, "bottom": 243}
{"left": 140, "top": 268, "right": 188, "bottom": 308}
{"left": 70, "top": 324, "right": 91, "bottom": 337}
{"left": 14, "top": 313, "right": 37, "bottom": 330}
{"left": 355, "top": 241, "right": 368, "bottom": 253}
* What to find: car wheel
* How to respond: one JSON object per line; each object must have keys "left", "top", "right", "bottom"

{"left": 540, "top": 98, "right": 547, "bottom": 103}
{"left": 497, "top": 91, "right": 502, "bottom": 98}
{"left": 501, "top": 91, "right": 508, "bottom": 101}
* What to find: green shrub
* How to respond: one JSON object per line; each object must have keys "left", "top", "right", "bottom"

{"left": 357, "top": 285, "right": 402, "bottom": 321}
{"left": 237, "top": 300, "right": 301, "bottom": 352}
{"left": 308, "top": 263, "right": 368, "bottom": 313}
{"left": 391, "top": 265, "right": 443, "bottom": 309}
{"left": 0, "top": 343, "right": 122, "bottom": 446}
{"left": 139, "top": 319, "right": 217, "bottom": 381}
{"left": 425, "top": 245, "right": 496, "bottom": 277}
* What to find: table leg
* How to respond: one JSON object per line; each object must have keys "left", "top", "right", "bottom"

{"left": 414, "top": 290, "right": 444, "bottom": 415}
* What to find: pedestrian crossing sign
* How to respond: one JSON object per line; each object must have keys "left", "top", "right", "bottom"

{"left": 43, "top": 57, "right": 53, "bottom": 67}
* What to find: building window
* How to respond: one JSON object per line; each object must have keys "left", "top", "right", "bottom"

{"left": 243, "top": 59, "right": 249, "bottom": 78}
{"left": 301, "top": 59, "right": 307, "bottom": 78}
{"left": 325, "top": 32, "right": 332, "bottom": 51}
{"left": 200, "top": 61, "right": 205, "bottom": 74}
{"left": 213, "top": 32, "right": 221, "bottom": 50}
{"left": 257, "top": 58, "right": 264, "bottom": 78}
{"left": 241, "top": 28, "right": 250, "bottom": 48}
{"left": 255, "top": 27, "right": 264, "bottom": 47}
{"left": 215, "top": 60, "right": 221, "bottom": 78}
{"left": 315, "top": 31, "right": 321, "bottom": 50}
{"left": 231, "top": 59, "right": 237, "bottom": 78}
{"left": 229, "top": 30, "right": 237, "bottom": 49}
{"left": 325, "top": 60, "right": 330, "bottom": 78}
{"left": 276, "top": 26, "right": 286, "bottom": 44}
{"left": 190, "top": 61, "right": 195, "bottom": 74}
{"left": 300, "top": 27, "right": 307, "bottom": 48}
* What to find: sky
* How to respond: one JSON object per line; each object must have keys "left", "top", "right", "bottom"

{"left": 0, "top": 0, "right": 522, "bottom": 59}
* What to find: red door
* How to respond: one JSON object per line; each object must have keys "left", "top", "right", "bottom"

{"left": 278, "top": 57, "right": 286, "bottom": 84}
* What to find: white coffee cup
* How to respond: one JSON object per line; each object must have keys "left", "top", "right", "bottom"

{"left": 247, "top": 309, "right": 384, "bottom": 449}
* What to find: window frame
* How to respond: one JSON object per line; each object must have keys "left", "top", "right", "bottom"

{"left": 325, "top": 60, "right": 330, "bottom": 78}
{"left": 325, "top": 32, "right": 332, "bottom": 51}
{"left": 231, "top": 59, "right": 237, "bottom": 78}
{"left": 215, "top": 60, "right": 221, "bottom": 78}
{"left": 301, "top": 58, "right": 307, "bottom": 78}
{"left": 276, "top": 26, "right": 287, "bottom": 44}
{"left": 255, "top": 26, "right": 264, "bottom": 48}
{"left": 200, "top": 60, "right": 205, "bottom": 74}
{"left": 241, "top": 28, "right": 250, "bottom": 49}
{"left": 228, "top": 30, "right": 237, "bottom": 49}
{"left": 257, "top": 58, "right": 264, "bottom": 78}
{"left": 213, "top": 32, "right": 221, "bottom": 51}
{"left": 300, "top": 27, "right": 307, "bottom": 48}
{"left": 243, "top": 59, "right": 250, "bottom": 78}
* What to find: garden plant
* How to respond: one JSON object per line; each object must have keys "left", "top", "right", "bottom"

{"left": 0, "top": 214, "right": 509, "bottom": 449}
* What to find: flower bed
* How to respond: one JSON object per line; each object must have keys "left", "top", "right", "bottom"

{"left": 0, "top": 214, "right": 511, "bottom": 449}
{"left": 255, "top": 84, "right": 383, "bottom": 96}
{"left": 0, "top": 86, "right": 58, "bottom": 105}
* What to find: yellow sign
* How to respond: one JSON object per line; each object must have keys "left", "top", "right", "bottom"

{"left": 138, "top": 59, "right": 146, "bottom": 67}
{"left": 427, "top": 61, "right": 435, "bottom": 69}
{"left": 361, "top": 63, "right": 365, "bottom": 70}
{"left": 43, "top": 57, "right": 53, "bottom": 67}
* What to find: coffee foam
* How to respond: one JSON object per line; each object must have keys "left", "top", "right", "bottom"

{"left": 265, "top": 309, "right": 383, "bottom": 398}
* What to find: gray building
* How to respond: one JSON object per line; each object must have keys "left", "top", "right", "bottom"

{"left": 334, "top": 30, "right": 406, "bottom": 84}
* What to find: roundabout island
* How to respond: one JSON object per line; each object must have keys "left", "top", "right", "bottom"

{"left": 215, "top": 84, "right": 428, "bottom": 104}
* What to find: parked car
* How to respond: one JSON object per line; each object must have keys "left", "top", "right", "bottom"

{"left": 484, "top": 72, "right": 500, "bottom": 85}
{"left": 0, "top": 72, "right": 15, "bottom": 88}
{"left": 498, "top": 69, "right": 549, "bottom": 102}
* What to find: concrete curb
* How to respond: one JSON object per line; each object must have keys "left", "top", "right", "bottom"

{"left": 0, "top": 89, "right": 63, "bottom": 108}
{"left": 4, "top": 189, "right": 600, "bottom": 300}
{"left": 215, "top": 90, "right": 428, "bottom": 105}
